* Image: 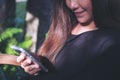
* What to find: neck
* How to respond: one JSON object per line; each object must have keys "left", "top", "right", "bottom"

{"left": 71, "top": 21, "right": 98, "bottom": 35}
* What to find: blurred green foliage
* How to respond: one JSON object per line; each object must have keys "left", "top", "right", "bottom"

{"left": 0, "top": 28, "right": 32, "bottom": 54}
{"left": 0, "top": 27, "right": 32, "bottom": 80}
{"left": 0, "top": 1, "right": 33, "bottom": 80}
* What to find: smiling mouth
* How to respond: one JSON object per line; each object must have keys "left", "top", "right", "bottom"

{"left": 74, "top": 10, "right": 85, "bottom": 17}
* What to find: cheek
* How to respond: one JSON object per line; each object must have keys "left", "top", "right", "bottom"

{"left": 88, "top": 5, "right": 93, "bottom": 17}
{"left": 85, "top": 1, "right": 93, "bottom": 16}
{"left": 88, "top": 1, "right": 92, "bottom": 11}
{"left": 65, "top": 0, "right": 70, "bottom": 8}
{"left": 82, "top": 0, "right": 92, "bottom": 9}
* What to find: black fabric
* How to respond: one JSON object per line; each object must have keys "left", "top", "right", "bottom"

{"left": 29, "top": 28, "right": 120, "bottom": 80}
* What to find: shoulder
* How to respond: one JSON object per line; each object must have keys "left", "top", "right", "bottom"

{"left": 87, "top": 28, "right": 120, "bottom": 55}
{"left": 95, "top": 28, "right": 120, "bottom": 55}
{"left": 93, "top": 28, "right": 120, "bottom": 43}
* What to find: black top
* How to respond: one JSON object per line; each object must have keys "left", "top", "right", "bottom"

{"left": 29, "top": 28, "right": 120, "bottom": 80}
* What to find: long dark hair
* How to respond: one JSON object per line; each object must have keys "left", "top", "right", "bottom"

{"left": 92, "top": 0, "right": 120, "bottom": 28}
{"left": 37, "top": 0, "right": 77, "bottom": 62}
{"left": 38, "top": 0, "right": 120, "bottom": 62}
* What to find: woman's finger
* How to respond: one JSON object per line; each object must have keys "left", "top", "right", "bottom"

{"left": 28, "top": 68, "right": 41, "bottom": 75}
{"left": 21, "top": 58, "right": 33, "bottom": 68}
{"left": 17, "top": 53, "right": 26, "bottom": 63}
{"left": 24, "top": 64, "right": 41, "bottom": 75}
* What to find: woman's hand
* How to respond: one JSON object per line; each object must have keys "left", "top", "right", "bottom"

{"left": 17, "top": 53, "right": 41, "bottom": 76}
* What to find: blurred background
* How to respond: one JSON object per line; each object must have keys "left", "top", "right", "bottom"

{"left": 0, "top": 0, "right": 53, "bottom": 80}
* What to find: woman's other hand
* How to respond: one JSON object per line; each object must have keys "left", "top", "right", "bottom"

{"left": 17, "top": 53, "right": 41, "bottom": 76}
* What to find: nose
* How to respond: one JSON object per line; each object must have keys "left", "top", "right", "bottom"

{"left": 69, "top": 0, "right": 79, "bottom": 10}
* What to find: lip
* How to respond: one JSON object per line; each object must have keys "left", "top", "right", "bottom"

{"left": 74, "top": 10, "right": 85, "bottom": 13}
{"left": 74, "top": 10, "right": 85, "bottom": 17}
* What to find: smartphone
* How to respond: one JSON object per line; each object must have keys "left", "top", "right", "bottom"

{"left": 10, "top": 45, "right": 48, "bottom": 72}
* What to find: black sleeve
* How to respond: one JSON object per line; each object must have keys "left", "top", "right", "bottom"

{"left": 103, "top": 44, "right": 120, "bottom": 79}
{"left": 94, "top": 44, "right": 120, "bottom": 80}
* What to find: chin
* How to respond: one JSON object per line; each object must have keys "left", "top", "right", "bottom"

{"left": 77, "top": 18, "right": 92, "bottom": 25}
{"left": 78, "top": 19, "right": 88, "bottom": 24}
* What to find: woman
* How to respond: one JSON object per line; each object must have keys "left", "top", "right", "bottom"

{"left": 17, "top": 0, "right": 120, "bottom": 80}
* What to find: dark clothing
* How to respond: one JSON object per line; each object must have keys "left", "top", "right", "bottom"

{"left": 31, "top": 28, "right": 120, "bottom": 80}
